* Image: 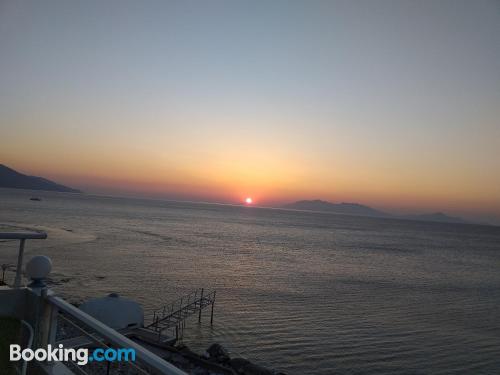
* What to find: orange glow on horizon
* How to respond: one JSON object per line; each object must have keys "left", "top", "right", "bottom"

{"left": 5, "top": 156, "right": 500, "bottom": 217}
{"left": 2, "top": 129, "right": 500, "bottom": 221}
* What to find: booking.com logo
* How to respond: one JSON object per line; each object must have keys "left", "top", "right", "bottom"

{"left": 10, "top": 344, "right": 136, "bottom": 365}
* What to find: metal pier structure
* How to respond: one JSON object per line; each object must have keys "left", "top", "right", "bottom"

{"left": 146, "top": 288, "right": 216, "bottom": 341}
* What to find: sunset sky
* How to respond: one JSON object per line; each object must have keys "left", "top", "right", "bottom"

{"left": 1, "top": 1, "right": 499, "bottom": 222}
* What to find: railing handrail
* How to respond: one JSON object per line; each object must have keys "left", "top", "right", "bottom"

{"left": 0, "top": 232, "right": 47, "bottom": 240}
{"left": 0, "top": 231, "right": 48, "bottom": 287}
{"left": 47, "top": 295, "right": 188, "bottom": 375}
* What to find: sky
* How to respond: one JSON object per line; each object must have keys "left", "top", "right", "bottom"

{"left": 0, "top": 0, "right": 499, "bottom": 223}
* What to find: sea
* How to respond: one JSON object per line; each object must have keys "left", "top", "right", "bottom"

{"left": 1, "top": 188, "right": 499, "bottom": 374}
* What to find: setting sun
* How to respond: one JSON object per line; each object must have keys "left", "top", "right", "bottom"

{"left": 245, "top": 197, "right": 253, "bottom": 205}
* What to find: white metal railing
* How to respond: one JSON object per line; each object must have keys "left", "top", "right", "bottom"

{"left": 0, "top": 231, "right": 47, "bottom": 287}
{"left": 56, "top": 313, "right": 149, "bottom": 375}
{"left": 1, "top": 230, "right": 188, "bottom": 374}
{"left": 47, "top": 294, "right": 188, "bottom": 375}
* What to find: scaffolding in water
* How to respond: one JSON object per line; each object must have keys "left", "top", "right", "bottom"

{"left": 146, "top": 288, "right": 216, "bottom": 341}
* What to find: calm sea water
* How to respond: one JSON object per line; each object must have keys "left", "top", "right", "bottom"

{"left": 1, "top": 188, "right": 500, "bottom": 374}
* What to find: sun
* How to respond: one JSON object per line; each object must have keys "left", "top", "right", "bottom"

{"left": 245, "top": 197, "right": 253, "bottom": 205}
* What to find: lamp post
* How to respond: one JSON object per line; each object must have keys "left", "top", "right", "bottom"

{"left": 26, "top": 255, "right": 55, "bottom": 349}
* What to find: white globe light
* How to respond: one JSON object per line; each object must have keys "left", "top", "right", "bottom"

{"left": 26, "top": 256, "right": 52, "bottom": 280}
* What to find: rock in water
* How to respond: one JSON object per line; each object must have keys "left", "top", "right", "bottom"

{"left": 207, "top": 343, "right": 230, "bottom": 363}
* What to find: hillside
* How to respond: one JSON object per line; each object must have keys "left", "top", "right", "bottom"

{"left": 282, "top": 200, "right": 389, "bottom": 217}
{"left": 0, "top": 164, "right": 81, "bottom": 193}
{"left": 283, "top": 199, "right": 470, "bottom": 224}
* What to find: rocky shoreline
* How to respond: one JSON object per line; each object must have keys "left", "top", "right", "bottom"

{"left": 58, "top": 313, "right": 285, "bottom": 375}
{"left": 185, "top": 342, "right": 286, "bottom": 375}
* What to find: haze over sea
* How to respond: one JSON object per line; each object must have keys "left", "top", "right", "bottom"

{"left": 1, "top": 188, "right": 499, "bottom": 374}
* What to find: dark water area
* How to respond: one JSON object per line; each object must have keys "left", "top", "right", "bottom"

{"left": 1, "top": 189, "right": 499, "bottom": 374}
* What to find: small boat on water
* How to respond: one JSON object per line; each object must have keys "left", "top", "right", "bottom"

{"left": 29, "top": 197, "right": 42, "bottom": 201}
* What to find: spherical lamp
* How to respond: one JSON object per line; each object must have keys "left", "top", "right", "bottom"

{"left": 26, "top": 255, "right": 52, "bottom": 288}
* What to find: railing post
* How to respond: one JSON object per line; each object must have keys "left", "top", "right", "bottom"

{"left": 14, "top": 239, "right": 26, "bottom": 288}
{"left": 28, "top": 263, "right": 54, "bottom": 349}
{"left": 38, "top": 289, "right": 58, "bottom": 348}
{"left": 47, "top": 304, "right": 59, "bottom": 346}
{"left": 210, "top": 291, "right": 216, "bottom": 325}
{"left": 198, "top": 288, "right": 204, "bottom": 323}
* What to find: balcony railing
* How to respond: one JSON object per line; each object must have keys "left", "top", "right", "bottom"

{"left": 0, "top": 231, "right": 47, "bottom": 287}
{"left": 46, "top": 293, "right": 188, "bottom": 375}
{"left": 0, "top": 231, "right": 189, "bottom": 375}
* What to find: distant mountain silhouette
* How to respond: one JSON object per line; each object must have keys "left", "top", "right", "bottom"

{"left": 282, "top": 200, "right": 389, "bottom": 217}
{"left": 402, "top": 212, "right": 466, "bottom": 224}
{"left": 282, "top": 199, "right": 470, "bottom": 224}
{"left": 0, "top": 164, "right": 81, "bottom": 193}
